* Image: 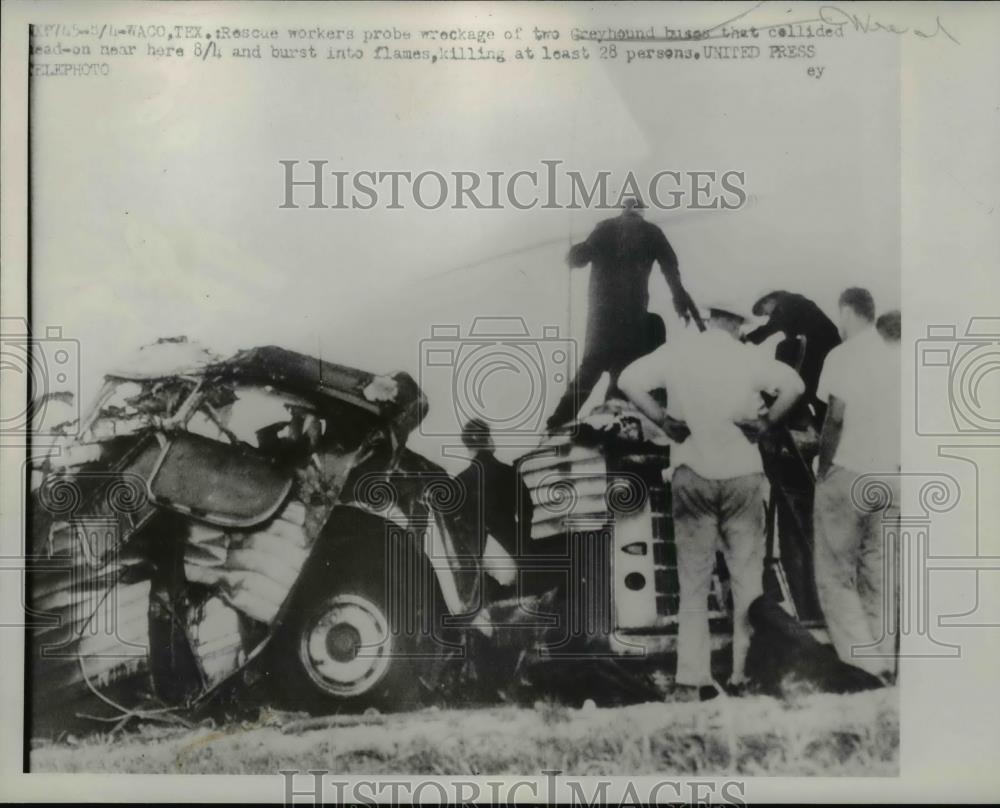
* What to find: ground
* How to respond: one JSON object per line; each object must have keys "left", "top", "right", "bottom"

{"left": 31, "top": 687, "right": 898, "bottom": 776}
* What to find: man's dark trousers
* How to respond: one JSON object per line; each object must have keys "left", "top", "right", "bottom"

{"left": 546, "top": 318, "right": 656, "bottom": 430}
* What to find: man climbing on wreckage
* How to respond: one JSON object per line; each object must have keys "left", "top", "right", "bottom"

{"left": 544, "top": 195, "right": 704, "bottom": 432}
{"left": 743, "top": 288, "right": 842, "bottom": 621}
{"left": 745, "top": 289, "right": 841, "bottom": 424}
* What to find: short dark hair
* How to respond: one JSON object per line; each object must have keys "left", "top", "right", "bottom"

{"left": 876, "top": 310, "right": 901, "bottom": 343}
{"left": 461, "top": 418, "right": 492, "bottom": 449}
{"left": 621, "top": 194, "right": 646, "bottom": 211}
{"left": 838, "top": 287, "right": 876, "bottom": 322}
{"left": 752, "top": 291, "right": 786, "bottom": 317}
{"left": 643, "top": 312, "right": 666, "bottom": 351}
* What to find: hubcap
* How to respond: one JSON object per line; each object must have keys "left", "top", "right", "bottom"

{"left": 300, "top": 594, "right": 392, "bottom": 698}
{"left": 326, "top": 623, "right": 362, "bottom": 662}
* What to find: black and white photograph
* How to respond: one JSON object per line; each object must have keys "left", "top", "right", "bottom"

{"left": 1, "top": 0, "right": 998, "bottom": 803}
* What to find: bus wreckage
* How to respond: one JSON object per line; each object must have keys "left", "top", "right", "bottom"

{"left": 28, "top": 339, "right": 879, "bottom": 733}
{"left": 28, "top": 340, "right": 493, "bottom": 731}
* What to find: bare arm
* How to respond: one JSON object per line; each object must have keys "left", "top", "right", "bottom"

{"left": 618, "top": 351, "right": 690, "bottom": 442}
{"left": 655, "top": 229, "right": 705, "bottom": 331}
{"left": 618, "top": 352, "right": 665, "bottom": 421}
{"left": 736, "top": 360, "right": 805, "bottom": 441}
{"left": 620, "top": 381, "right": 667, "bottom": 428}
{"left": 763, "top": 364, "right": 805, "bottom": 425}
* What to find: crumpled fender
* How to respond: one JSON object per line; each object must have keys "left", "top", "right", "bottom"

{"left": 339, "top": 498, "right": 477, "bottom": 620}
{"left": 342, "top": 448, "right": 483, "bottom": 619}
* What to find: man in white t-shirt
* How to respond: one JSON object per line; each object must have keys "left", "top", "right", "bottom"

{"left": 619, "top": 301, "right": 805, "bottom": 695}
{"left": 814, "top": 290, "right": 901, "bottom": 681}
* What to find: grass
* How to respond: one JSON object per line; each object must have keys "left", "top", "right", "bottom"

{"left": 30, "top": 687, "right": 898, "bottom": 775}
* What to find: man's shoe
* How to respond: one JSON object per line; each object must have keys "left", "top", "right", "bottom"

{"left": 699, "top": 685, "right": 721, "bottom": 702}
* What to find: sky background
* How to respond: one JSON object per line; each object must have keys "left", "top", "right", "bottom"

{"left": 31, "top": 3, "right": 899, "bottom": 471}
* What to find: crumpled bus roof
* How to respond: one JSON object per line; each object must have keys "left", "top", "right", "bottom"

{"left": 106, "top": 340, "right": 424, "bottom": 420}
{"left": 207, "top": 346, "right": 387, "bottom": 414}
{"left": 105, "top": 337, "right": 222, "bottom": 380}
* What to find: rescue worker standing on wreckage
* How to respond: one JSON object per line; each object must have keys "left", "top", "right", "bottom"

{"left": 545, "top": 196, "right": 704, "bottom": 432}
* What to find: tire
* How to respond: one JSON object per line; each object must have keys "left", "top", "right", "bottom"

{"left": 264, "top": 510, "right": 442, "bottom": 714}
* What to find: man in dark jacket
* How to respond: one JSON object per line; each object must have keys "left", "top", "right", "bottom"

{"left": 745, "top": 290, "right": 841, "bottom": 419}
{"left": 745, "top": 290, "right": 841, "bottom": 622}
{"left": 456, "top": 418, "right": 533, "bottom": 600}
{"left": 545, "top": 198, "right": 703, "bottom": 431}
